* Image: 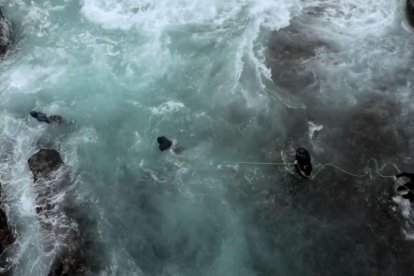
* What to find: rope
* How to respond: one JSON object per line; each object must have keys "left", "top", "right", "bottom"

{"left": 307, "top": 158, "right": 398, "bottom": 180}
{"left": 220, "top": 158, "right": 397, "bottom": 180}
{"left": 221, "top": 161, "right": 295, "bottom": 166}
{"left": 366, "top": 158, "right": 396, "bottom": 178}
{"left": 308, "top": 163, "right": 369, "bottom": 180}
{"left": 219, "top": 158, "right": 414, "bottom": 195}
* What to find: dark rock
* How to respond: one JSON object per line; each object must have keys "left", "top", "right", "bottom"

{"left": 27, "top": 150, "right": 105, "bottom": 275}
{"left": 0, "top": 183, "right": 15, "bottom": 275}
{"left": 408, "top": 0, "right": 414, "bottom": 28}
{"left": 0, "top": 7, "right": 12, "bottom": 56}
{"left": 48, "top": 255, "right": 87, "bottom": 276}
{"left": 0, "top": 208, "right": 14, "bottom": 255}
{"left": 26, "top": 151, "right": 103, "bottom": 276}
{"left": 47, "top": 217, "right": 105, "bottom": 276}
{"left": 28, "top": 149, "right": 63, "bottom": 181}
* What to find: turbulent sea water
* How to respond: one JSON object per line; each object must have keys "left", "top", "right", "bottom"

{"left": 0, "top": 0, "right": 414, "bottom": 275}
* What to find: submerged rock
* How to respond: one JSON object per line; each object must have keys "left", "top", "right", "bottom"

{"left": 408, "top": 0, "right": 414, "bottom": 28}
{"left": 0, "top": 7, "right": 12, "bottom": 56}
{"left": 28, "top": 149, "right": 64, "bottom": 181}
{"left": 48, "top": 115, "right": 64, "bottom": 125}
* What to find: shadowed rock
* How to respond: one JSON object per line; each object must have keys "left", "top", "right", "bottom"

{"left": 48, "top": 252, "right": 87, "bottom": 276}
{"left": 28, "top": 149, "right": 63, "bottom": 181}
{"left": 0, "top": 210, "right": 14, "bottom": 255}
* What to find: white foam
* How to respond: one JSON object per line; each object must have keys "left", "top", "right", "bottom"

{"left": 0, "top": 113, "right": 44, "bottom": 271}
{"left": 308, "top": 121, "right": 324, "bottom": 140}
{"left": 150, "top": 101, "right": 186, "bottom": 115}
{"left": 21, "top": 1, "right": 55, "bottom": 38}
{"left": 19, "top": 189, "right": 36, "bottom": 216}
{"left": 2, "top": 59, "right": 67, "bottom": 96}
{"left": 403, "top": 230, "right": 414, "bottom": 241}
{"left": 392, "top": 196, "right": 412, "bottom": 219}
{"left": 81, "top": 0, "right": 246, "bottom": 32}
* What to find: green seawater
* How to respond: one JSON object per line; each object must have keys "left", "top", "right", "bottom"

{"left": 1, "top": 0, "right": 414, "bottom": 275}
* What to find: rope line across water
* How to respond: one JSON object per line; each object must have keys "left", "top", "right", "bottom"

{"left": 221, "top": 161, "right": 295, "bottom": 166}
{"left": 220, "top": 158, "right": 414, "bottom": 194}
{"left": 220, "top": 158, "right": 397, "bottom": 179}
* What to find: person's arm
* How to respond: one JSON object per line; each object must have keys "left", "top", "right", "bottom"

{"left": 396, "top": 172, "right": 414, "bottom": 178}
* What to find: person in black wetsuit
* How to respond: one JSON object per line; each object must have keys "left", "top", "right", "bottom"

{"left": 395, "top": 172, "right": 414, "bottom": 201}
{"left": 295, "top": 147, "right": 312, "bottom": 177}
{"left": 157, "top": 136, "right": 172, "bottom": 151}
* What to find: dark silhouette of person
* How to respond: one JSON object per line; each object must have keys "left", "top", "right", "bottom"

{"left": 157, "top": 136, "right": 172, "bottom": 151}
{"left": 30, "top": 111, "right": 63, "bottom": 124}
{"left": 295, "top": 147, "right": 312, "bottom": 177}
{"left": 30, "top": 111, "right": 50, "bottom": 123}
{"left": 395, "top": 172, "right": 414, "bottom": 201}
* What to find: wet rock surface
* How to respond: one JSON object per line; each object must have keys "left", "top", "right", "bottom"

{"left": 0, "top": 185, "right": 14, "bottom": 255}
{"left": 0, "top": 183, "right": 15, "bottom": 276}
{"left": 0, "top": 209, "right": 14, "bottom": 255}
{"left": 28, "top": 149, "right": 105, "bottom": 275}
{"left": 0, "top": 7, "right": 12, "bottom": 56}
{"left": 48, "top": 212, "right": 106, "bottom": 276}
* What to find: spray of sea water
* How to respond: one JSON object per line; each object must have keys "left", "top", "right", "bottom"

{"left": 0, "top": 0, "right": 414, "bottom": 275}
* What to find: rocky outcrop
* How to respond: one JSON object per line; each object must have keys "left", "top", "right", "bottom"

{"left": 48, "top": 255, "right": 87, "bottom": 276}
{"left": 0, "top": 7, "right": 12, "bottom": 56}
{"left": 0, "top": 183, "right": 15, "bottom": 275}
{"left": 0, "top": 207, "right": 14, "bottom": 255}
{"left": 408, "top": 0, "right": 414, "bottom": 28}
{"left": 27, "top": 149, "right": 104, "bottom": 275}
